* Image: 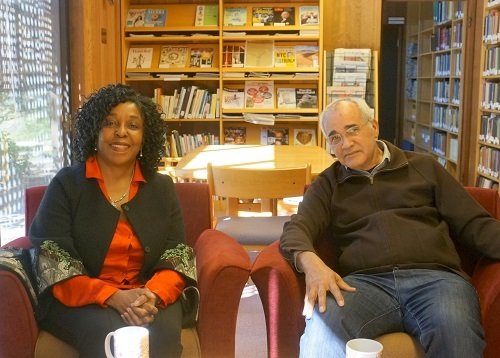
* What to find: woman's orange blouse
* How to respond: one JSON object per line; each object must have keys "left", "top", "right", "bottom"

{"left": 52, "top": 157, "right": 185, "bottom": 307}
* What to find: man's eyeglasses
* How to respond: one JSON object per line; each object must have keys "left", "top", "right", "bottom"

{"left": 327, "top": 121, "right": 370, "bottom": 146}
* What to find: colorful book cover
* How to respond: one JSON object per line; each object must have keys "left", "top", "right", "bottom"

{"left": 126, "top": 9, "right": 146, "bottom": 27}
{"left": 293, "top": 128, "right": 316, "bottom": 146}
{"left": 224, "top": 127, "right": 247, "bottom": 144}
{"left": 274, "top": 46, "right": 296, "bottom": 67}
{"left": 273, "top": 7, "right": 295, "bottom": 26}
{"left": 245, "top": 81, "right": 274, "bottom": 109}
{"left": 144, "top": 9, "right": 167, "bottom": 27}
{"left": 224, "top": 7, "right": 247, "bottom": 26}
{"left": 299, "top": 5, "right": 320, "bottom": 25}
{"left": 195, "top": 5, "right": 219, "bottom": 26}
{"left": 189, "top": 48, "right": 214, "bottom": 68}
{"left": 252, "top": 7, "right": 274, "bottom": 26}
{"left": 222, "top": 44, "right": 245, "bottom": 67}
{"left": 295, "top": 45, "right": 319, "bottom": 68}
{"left": 261, "top": 127, "right": 289, "bottom": 145}
{"left": 276, "top": 87, "right": 297, "bottom": 109}
{"left": 126, "top": 47, "right": 153, "bottom": 69}
{"left": 222, "top": 88, "right": 245, "bottom": 109}
{"left": 159, "top": 46, "right": 189, "bottom": 68}
{"left": 295, "top": 88, "right": 318, "bottom": 108}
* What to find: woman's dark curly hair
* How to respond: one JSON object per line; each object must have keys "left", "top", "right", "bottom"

{"left": 72, "top": 83, "right": 167, "bottom": 178}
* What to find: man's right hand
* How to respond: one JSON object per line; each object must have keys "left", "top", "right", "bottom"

{"left": 297, "top": 251, "right": 356, "bottom": 319}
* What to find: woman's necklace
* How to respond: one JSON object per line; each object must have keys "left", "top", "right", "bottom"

{"left": 109, "top": 168, "right": 135, "bottom": 208}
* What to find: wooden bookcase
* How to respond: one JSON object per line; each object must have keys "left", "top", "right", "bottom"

{"left": 120, "top": 0, "right": 324, "bottom": 157}
{"left": 402, "top": 1, "right": 465, "bottom": 179}
{"left": 474, "top": 0, "right": 500, "bottom": 189}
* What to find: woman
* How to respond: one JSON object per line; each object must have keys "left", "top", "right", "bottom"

{"left": 29, "top": 84, "right": 197, "bottom": 357}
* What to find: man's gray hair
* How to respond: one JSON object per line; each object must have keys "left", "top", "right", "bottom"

{"left": 320, "top": 97, "right": 375, "bottom": 136}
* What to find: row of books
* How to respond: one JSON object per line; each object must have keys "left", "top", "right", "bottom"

{"left": 481, "top": 81, "right": 500, "bottom": 110}
{"left": 483, "top": 11, "right": 500, "bottom": 43}
{"left": 126, "top": 4, "right": 319, "bottom": 28}
{"left": 432, "top": 105, "right": 460, "bottom": 133}
{"left": 431, "top": 131, "right": 447, "bottom": 157}
{"left": 222, "top": 82, "right": 317, "bottom": 110}
{"left": 224, "top": 126, "right": 317, "bottom": 146}
{"left": 478, "top": 146, "right": 500, "bottom": 179}
{"left": 480, "top": 114, "right": 500, "bottom": 145}
{"left": 222, "top": 43, "right": 319, "bottom": 68}
{"left": 126, "top": 5, "right": 218, "bottom": 28}
{"left": 126, "top": 43, "right": 320, "bottom": 70}
{"left": 167, "top": 130, "right": 220, "bottom": 158}
{"left": 224, "top": 5, "right": 319, "bottom": 27}
{"left": 126, "top": 46, "right": 215, "bottom": 69}
{"left": 153, "top": 86, "right": 220, "bottom": 119}
{"left": 432, "top": 1, "right": 463, "bottom": 24}
{"left": 484, "top": 46, "right": 500, "bottom": 76}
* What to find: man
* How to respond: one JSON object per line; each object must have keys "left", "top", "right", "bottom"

{"left": 280, "top": 97, "right": 500, "bottom": 357}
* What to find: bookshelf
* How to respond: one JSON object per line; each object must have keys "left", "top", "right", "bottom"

{"left": 120, "top": 0, "right": 324, "bottom": 158}
{"left": 475, "top": 0, "right": 500, "bottom": 189}
{"left": 402, "top": 1, "right": 465, "bottom": 179}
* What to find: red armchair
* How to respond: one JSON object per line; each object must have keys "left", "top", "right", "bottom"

{"left": 251, "top": 186, "right": 500, "bottom": 358}
{"left": 0, "top": 182, "right": 251, "bottom": 358}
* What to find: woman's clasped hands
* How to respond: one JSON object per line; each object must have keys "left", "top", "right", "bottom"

{"left": 106, "top": 288, "right": 159, "bottom": 326}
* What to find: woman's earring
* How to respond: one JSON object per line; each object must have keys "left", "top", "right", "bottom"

{"left": 139, "top": 149, "right": 143, "bottom": 158}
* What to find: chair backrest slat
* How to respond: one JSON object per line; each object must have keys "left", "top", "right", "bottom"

{"left": 207, "top": 163, "right": 312, "bottom": 200}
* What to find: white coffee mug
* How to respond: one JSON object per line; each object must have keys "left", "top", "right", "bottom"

{"left": 104, "top": 326, "right": 149, "bottom": 358}
{"left": 346, "top": 338, "right": 383, "bottom": 358}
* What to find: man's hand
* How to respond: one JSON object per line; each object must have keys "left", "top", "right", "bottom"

{"left": 297, "top": 251, "right": 356, "bottom": 319}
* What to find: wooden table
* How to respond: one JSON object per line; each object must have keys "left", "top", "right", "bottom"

{"left": 172, "top": 144, "right": 335, "bottom": 181}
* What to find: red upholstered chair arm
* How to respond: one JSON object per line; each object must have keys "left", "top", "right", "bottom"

{"left": 0, "top": 269, "right": 39, "bottom": 357}
{"left": 251, "top": 240, "right": 305, "bottom": 358}
{"left": 194, "top": 229, "right": 251, "bottom": 358}
{"left": 472, "top": 257, "right": 500, "bottom": 358}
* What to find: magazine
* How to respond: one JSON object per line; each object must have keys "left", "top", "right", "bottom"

{"left": 273, "top": 7, "right": 295, "bottom": 26}
{"left": 299, "top": 5, "right": 320, "bottom": 25}
{"left": 144, "top": 9, "right": 167, "bottom": 27}
{"left": 224, "top": 7, "right": 247, "bottom": 26}
{"left": 126, "top": 47, "right": 153, "bottom": 69}
{"left": 222, "top": 88, "right": 245, "bottom": 109}
{"left": 126, "top": 9, "right": 146, "bottom": 27}
{"left": 245, "top": 81, "right": 274, "bottom": 109}
{"left": 224, "top": 127, "right": 247, "bottom": 144}
{"left": 261, "top": 127, "right": 289, "bottom": 145}
{"left": 159, "top": 46, "right": 189, "bottom": 68}
{"left": 252, "top": 7, "right": 274, "bottom": 26}
{"left": 189, "top": 48, "right": 214, "bottom": 68}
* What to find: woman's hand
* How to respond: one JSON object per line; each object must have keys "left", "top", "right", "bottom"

{"left": 122, "top": 289, "right": 159, "bottom": 326}
{"left": 106, "top": 288, "right": 159, "bottom": 326}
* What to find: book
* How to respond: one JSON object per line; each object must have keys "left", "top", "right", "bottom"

{"left": 295, "top": 45, "right": 319, "bottom": 68}
{"left": 195, "top": 5, "right": 218, "bottom": 26}
{"left": 222, "top": 88, "right": 245, "bottom": 109}
{"left": 222, "top": 44, "right": 245, "bottom": 67}
{"left": 276, "top": 87, "right": 297, "bottom": 109}
{"left": 252, "top": 7, "right": 274, "bottom": 26}
{"left": 245, "top": 81, "right": 274, "bottom": 109}
{"left": 144, "top": 9, "right": 167, "bottom": 27}
{"left": 261, "top": 127, "right": 289, "bottom": 145}
{"left": 299, "top": 5, "right": 320, "bottom": 25}
{"left": 273, "top": 7, "right": 295, "bottom": 26}
{"left": 126, "top": 9, "right": 146, "bottom": 27}
{"left": 224, "top": 127, "right": 247, "bottom": 144}
{"left": 224, "top": 7, "right": 247, "bottom": 26}
{"left": 189, "top": 48, "right": 214, "bottom": 68}
{"left": 274, "top": 46, "right": 296, "bottom": 68}
{"left": 296, "top": 88, "right": 318, "bottom": 108}
{"left": 245, "top": 41, "right": 274, "bottom": 68}
{"left": 126, "top": 47, "right": 153, "bottom": 69}
{"left": 159, "top": 46, "right": 189, "bottom": 68}
{"left": 293, "top": 128, "right": 316, "bottom": 146}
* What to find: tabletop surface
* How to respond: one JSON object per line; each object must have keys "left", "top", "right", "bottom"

{"left": 173, "top": 144, "right": 335, "bottom": 180}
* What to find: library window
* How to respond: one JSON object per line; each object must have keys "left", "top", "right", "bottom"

{"left": 0, "top": 0, "right": 70, "bottom": 245}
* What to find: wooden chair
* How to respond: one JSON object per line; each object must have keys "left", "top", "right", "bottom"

{"left": 207, "top": 163, "right": 312, "bottom": 251}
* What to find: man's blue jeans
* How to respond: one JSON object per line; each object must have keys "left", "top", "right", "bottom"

{"left": 299, "top": 268, "right": 484, "bottom": 358}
